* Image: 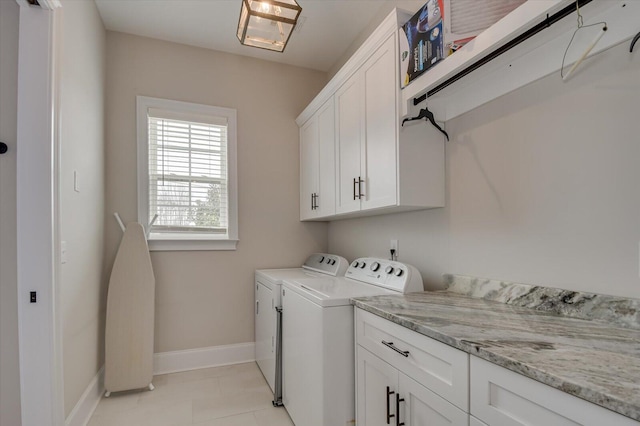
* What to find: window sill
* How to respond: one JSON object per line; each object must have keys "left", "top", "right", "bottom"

{"left": 147, "top": 236, "right": 238, "bottom": 252}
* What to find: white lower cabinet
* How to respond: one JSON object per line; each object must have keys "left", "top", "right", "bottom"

{"left": 356, "top": 308, "right": 469, "bottom": 425}
{"left": 356, "top": 308, "right": 639, "bottom": 426}
{"left": 357, "top": 347, "right": 468, "bottom": 426}
{"left": 470, "top": 356, "right": 639, "bottom": 426}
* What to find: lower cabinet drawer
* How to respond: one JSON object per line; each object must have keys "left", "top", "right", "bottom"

{"left": 470, "top": 356, "right": 639, "bottom": 426}
{"left": 356, "top": 308, "right": 469, "bottom": 411}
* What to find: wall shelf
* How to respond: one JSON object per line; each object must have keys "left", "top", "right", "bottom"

{"left": 401, "top": 0, "right": 639, "bottom": 121}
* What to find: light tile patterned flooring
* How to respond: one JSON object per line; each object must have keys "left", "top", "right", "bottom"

{"left": 88, "top": 362, "right": 294, "bottom": 426}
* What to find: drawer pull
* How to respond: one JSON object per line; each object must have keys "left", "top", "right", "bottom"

{"left": 386, "top": 386, "right": 395, "bottom": 424}
{"left": 382, "top": 340, "right": 409, "bottom": 357}
{"left": 396, "top": 393, "right": 405, "bottom": 426}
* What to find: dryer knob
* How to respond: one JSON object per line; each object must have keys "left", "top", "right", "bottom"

{"left": 370, "top": 262, "right": 380, "bottom": 271}
{"left": 353, "top": 261, "right": 360, "bottom": 268}
{"left": 385, "top": 266, "right": 394, "bottom": 274}
{"left": 359, "top": 262, "right": 366, "bottom": 269}
{"left": 395, "top": 268, "right": 404, "bottom": 277}
{"left": 319, "top": 256, "right": 325, "bottom": 263}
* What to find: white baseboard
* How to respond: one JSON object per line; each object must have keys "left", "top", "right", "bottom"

{"left": 153, "top": 342, "right": 255, "bottom": 375}
{"left": 65, "top": 366, "right": 104, "bottom": 426}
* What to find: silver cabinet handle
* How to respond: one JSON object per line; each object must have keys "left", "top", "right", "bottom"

{"left": 382, "top": 340, "right": 409, "bottom": 357}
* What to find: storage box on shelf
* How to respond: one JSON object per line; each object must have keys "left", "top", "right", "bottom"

{"left": 297, "top": 9, "right": 446, "bottom": 222}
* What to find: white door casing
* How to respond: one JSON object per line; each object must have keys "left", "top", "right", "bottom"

{"left": 16, "top": 1, "right": 64, "bottom": 425}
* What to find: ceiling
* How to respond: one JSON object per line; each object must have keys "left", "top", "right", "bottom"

{"left": 94, "top": 0, "right": 426, "bottom": 72}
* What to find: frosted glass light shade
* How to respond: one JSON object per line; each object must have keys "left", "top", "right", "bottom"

{"left": 237, "top": 0, "right": 302, "bottom": 52}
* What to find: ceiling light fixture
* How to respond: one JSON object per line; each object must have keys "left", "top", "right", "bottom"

{"left": 237, "top": 0, "right": 302, "bottom": 53}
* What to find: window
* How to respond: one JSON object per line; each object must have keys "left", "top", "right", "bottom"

{"left": 137, "top": 96, "right": 238, "bottom": 250}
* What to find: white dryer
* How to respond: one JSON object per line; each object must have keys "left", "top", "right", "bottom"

{"left": 281, "top": 258, "right": 423, "bottom": 426}
{"left": 254, "top": 253, "right": 348, "bottom": 399}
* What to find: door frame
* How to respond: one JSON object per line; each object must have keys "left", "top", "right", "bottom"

{"left": 15, "top": 1, "right": 64, "bottom": 425}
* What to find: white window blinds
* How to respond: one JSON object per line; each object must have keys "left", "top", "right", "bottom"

{"left": 147, "top": 108, "right": 229, "bottom": 235}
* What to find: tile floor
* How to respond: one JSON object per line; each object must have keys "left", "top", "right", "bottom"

{"left": 88, "top": 362, "right": 294, "bottom": 426}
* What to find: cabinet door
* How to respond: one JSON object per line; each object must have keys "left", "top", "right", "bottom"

{"left": 255, "top": 281, "right": 275, "bottom": 392}
{"left": 357, "top": 346, "right": 399, "bottom": 426}
{"left": 299, "top": 116, "right": 319, "bottom": 220}
{"left": 316, "top": 98, "right": 336, "bottom": 217}
{"left": 470, "top": 416, "right": 489, "bottom": 426}
{"left": 335, "top": 74, "right": 363, "bottom": 215}
{"left": 361, "top": 34, "right": 398, "bottom": 211}
{"left": 470, "top": 356, "right": 638, "bottom": 426}
{"left": 399, "top": 373, "right": 469, "bottom": 426}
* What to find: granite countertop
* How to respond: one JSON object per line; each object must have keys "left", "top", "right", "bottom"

{"left": 351, "top": 276, "right": 640, "bottom": 421}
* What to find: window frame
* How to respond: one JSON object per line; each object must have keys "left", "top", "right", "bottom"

{"left": 136, "top": 96, "right": 238, "bottom": 251}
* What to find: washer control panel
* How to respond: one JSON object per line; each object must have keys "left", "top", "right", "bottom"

{"left": 346, "top": 258, "right": 423, "bottom": 293}
{"left": 302, "top": 253, "right": 349, "bottom": 276}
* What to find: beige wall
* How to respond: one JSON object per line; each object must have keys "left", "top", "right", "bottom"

{"left": 0, "top": 1, "right": 22, "bottom": 424}
{"left": 329, "top": 40, "right": 640, "bottom": 298}
{"left": 58, "top": 0, "right": 107, "bottom": 417}
{"left": 105, "top": 32, "right": 328, "bottom": 352}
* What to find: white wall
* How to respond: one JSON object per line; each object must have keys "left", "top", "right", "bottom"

{"left": 58, "top": 0, "right": 107, "bottom": 417}
{"left": 329, "top": 40, "right": 640, "bottom": 298}
{"left": 105, "top": 32, "right": 328, "bottom": 353}
{"left": 0, "top": 1, "right": 22, "bottom": 424}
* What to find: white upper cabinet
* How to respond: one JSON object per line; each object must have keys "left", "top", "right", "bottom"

{"left": 336, "top": 35, "right": 397, "bottom": 215}
{"left": 300, "top": 97, "right": 336, "bottom": 220}
{"left": 335, "top": 75, "right": 362, "bottom": 215}
{"left": 300, "top": 115, "right": 319, "bottom": 220}
{"left": 299, "top": 9, "right": 445, "bottom": 221}
{"left": 361, "top": 33, "right": 398, "bottom": 212}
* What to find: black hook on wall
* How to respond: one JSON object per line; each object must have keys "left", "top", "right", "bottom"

{"left": 630, "top": 32, "right": 640, "bottom": 53}
{"left": 0, "top": 142, "right": 7, "bottom": 154}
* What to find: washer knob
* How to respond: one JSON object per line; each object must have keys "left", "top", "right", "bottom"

{"left": 395, "top": 268, "right": 404, "bottom": 277}
{"left": 319, "top": 256, "right": 325, "bottom": 263}
{"left": 359, "top": 262, "right": 366, "bottom": 269}
{"left": 385, "top": 266, "right": 394, "bottom": 274}
{"left": 370, "top": 262, "right": 380, "bottom": 272}
{"left": 353, "top": 261, "right": 359, "bottom": 268}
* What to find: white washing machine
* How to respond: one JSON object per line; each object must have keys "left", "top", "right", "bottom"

{"left": 254, "top": 253, "right": 348, "bottom": 399}
{"left": 281, "top": 257, "right": 423, "bottom": 426}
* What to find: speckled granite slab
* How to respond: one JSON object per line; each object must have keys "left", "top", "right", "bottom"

{"left": 352, "top": 289, "right": 640, "bottom": 421}
{"left": 444, "top": 274, "right": 640, "bottom": 330}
